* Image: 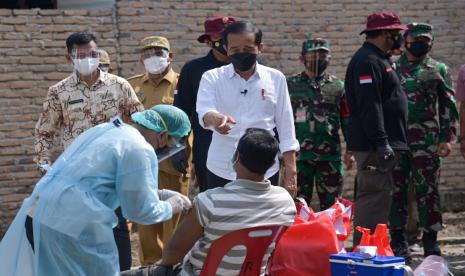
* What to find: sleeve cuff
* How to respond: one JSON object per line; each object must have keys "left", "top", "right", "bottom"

{"left": 193, "top": 196, "right": 207, "bottom": 227}
{"left": 279, "top": 139, "right": 300, "bottom": 153}
{"left": 198, "top": 109, "right": 219, "bottom": 129}
{"left": 375, "top": 138, "right": 389, "bottom": 148}
{"left": 164, "top": 201, "right": 173, "bottom": 219}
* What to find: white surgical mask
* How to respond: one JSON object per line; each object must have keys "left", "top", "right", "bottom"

{"left": 73, "top": 57, "right": 99, "bottom": 76}
{"left": 143, "top": 56, "right": 169, "bottom": 74}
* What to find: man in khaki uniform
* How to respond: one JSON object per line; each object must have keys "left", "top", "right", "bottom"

{"left": 98, "top": 49, "right": 112, "bottom": 73}
{"left": 127, "top": 36, "right": 190, "bottom": 265}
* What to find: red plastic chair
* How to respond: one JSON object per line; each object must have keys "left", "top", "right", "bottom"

{"left": 199, "top": 225, "right": 288, "bottom": 276}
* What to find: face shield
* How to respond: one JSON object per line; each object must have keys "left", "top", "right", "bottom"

{"left": 303, "top": 50, "right": 330, "bottom": 77}
{"left": 70, "top": 48, "right": 100, "bottom": 78}
{"left": 156, "top": 136, "right": 186, "bottom": 163}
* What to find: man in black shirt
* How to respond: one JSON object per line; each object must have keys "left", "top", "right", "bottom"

{"left": 174, "top": 16, "right": 235, "bottom": 192}
{"left": 345, "top": 12, "right": 408, "bottom": 245}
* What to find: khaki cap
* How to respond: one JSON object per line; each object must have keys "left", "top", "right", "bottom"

{"left": 140, "top": 36, "right": 170, "bottom": 51}
{"left": 98, "top": 49, "right": 111, "bottom": 65}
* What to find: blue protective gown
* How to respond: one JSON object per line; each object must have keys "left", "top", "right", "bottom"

{"left": 0, "top": 118, "right": 173, "bottom": 275}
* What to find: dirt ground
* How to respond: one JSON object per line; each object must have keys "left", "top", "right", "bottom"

{"left": 129, "top": 211, "right": 465, "bottom": 274}
{"left": 424, "top": 211, "right": 465, "bottom": 275}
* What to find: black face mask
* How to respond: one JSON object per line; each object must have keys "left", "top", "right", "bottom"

{"left": 230, "top": 52, "right": 257, "bottom": 72}
{"left": 305, "top": 59, "right": 328, "bottom": 76}
{"left": 389, "top": 32, "right": 403, "bottom": 51}
{"left": 212, "top": 39, "right": 227, "bottom": 56}
{"left": 406, "top": 41, "right": 430, "bottom": 57}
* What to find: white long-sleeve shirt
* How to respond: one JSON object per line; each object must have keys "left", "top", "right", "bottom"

{"left": 197, "top": 63, "right": 299, "bottom": 180}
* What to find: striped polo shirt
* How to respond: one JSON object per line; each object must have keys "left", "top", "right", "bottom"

{"left": 181, "top": 179, "right": 296, "bottom": 276}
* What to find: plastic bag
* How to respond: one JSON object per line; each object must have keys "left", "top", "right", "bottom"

{"left": 269, "top": 212, "right": 338, "bottom": 276}
{"left": 316, "top": 198, "right": 353, "bottom": 251}
{"left": 296, "top": 197, "right": 353, "bottom": 251}
{"left": 414, "top": 255, "right": 452, "bottom": 276}
{"left": 269, "top": 198, "right": 353, "bottom": 276}
{"left": 353, "top": 224, "right": 394, "bottom": 256}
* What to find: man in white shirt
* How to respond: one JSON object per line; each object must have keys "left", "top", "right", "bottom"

{"left": 196, "top": 21, "right": 299, "bottom": 196}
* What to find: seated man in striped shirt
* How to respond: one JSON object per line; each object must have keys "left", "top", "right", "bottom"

{"left": 123, "top": 128, "right": 296, "bottom": 276}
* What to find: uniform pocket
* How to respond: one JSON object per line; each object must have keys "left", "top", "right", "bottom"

{"left": 162, "top": 96, "right": 174, "bottom": 105}
{"left": 357, "top": 168, "right": 393, "bottom": 194}
{"left": 66, "top": 100, "right": 87, "bottom": 123}
{"left": 310, "top": 112, "right": 332, "bottom": 135}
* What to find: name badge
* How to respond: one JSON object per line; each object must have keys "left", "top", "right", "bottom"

{"left": 295, "top": 107, "right": 307, "bottom": 123}
{"left": 68, "top": 99, "right": 84, "bottom": 105}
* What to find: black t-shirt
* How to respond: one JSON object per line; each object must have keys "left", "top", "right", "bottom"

{"left": 174, "top": 51, "right": 227, "bottom": 164}
{"left": 345, "top": 42, "right": 408, "bottom": 151}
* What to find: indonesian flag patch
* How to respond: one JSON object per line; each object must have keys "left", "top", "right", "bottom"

{"left": 359, "top": 75, "right": 373, "bottom": 84}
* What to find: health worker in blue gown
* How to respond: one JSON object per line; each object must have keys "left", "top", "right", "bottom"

{"left": 0, "top": 104, "right": 193, "bottom": 276}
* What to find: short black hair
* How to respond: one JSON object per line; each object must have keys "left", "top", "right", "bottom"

{"left": 236, "top": 128, "right": 279, "bottom": 175}
{"left": 365, "top": 30, "right": 383, "bottom": 39}
{"left": 222, "top": 21, "right": 262, "bottom": 47}
{"left": 66, "top": 32, "right": 97, "bottom": 53}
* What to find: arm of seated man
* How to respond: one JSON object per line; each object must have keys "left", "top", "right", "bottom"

{"left": 159, "top": 204, "right": 204, "bottom": 266}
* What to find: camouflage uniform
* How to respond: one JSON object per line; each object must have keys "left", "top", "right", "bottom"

{"left": 389, "top": 23, "right": 458, "bottom": 233}
{"left": 288, "top": 39, "right": 349, "bottom": 210}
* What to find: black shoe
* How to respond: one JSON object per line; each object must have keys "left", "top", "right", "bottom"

{"left": 390, "top": 229, "right": 412, "bottom": 265}
{"left": 422, "top": 231, "right": 441, "bottom": 257}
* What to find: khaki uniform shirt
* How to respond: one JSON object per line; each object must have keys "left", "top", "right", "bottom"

{"left": 128, "top": 68, "right": 178, "bottom": 108}
{"left": 34, "top": 71, "right": 144, "bottom": 166}
{"left": 128, "top": 68, "right": 186, "bottom": 176}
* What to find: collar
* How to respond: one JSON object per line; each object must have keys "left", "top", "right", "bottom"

{"left": 399, "top": 53, "right": 430, "bottom": 66}
{"left": 363, "top": 41, "right": 390, "bottom": 59}
{"left": 300, "top": 72, "right": 332, "bottom": 86}
{"left": 226, "top": 62, "right": 262, "bottom": 80}
{"left": 206, "top": 50, "right": 228, "bottom": 66}
{"left": 225, "top": 178, "right": 271, "bottom": 191}
{"left": 71, "top": 69, "right": 106, "bottom": 88}
{"left": 398, "top": 53, "right": 409, "bottom": 66}
{"left": 141, "top": 67, "right": 177, "bottom": 85}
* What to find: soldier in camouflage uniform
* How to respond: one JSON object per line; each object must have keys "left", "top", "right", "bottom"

{"left": 389, "top": 23, "right": 458, "bottom": 261}
{"left": 287, "top": 39, "right": 354, "bottom": 210}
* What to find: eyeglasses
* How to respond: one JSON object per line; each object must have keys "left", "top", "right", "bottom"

{"left": 141, "top": 48, "right": 168, "bottom": 60}
{"left": 389, "top": 31, "right": 401, "bottom": 38}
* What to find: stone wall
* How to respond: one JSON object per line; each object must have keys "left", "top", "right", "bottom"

{"left": 1, "top": 0, "right": 464, "bottom": 236}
